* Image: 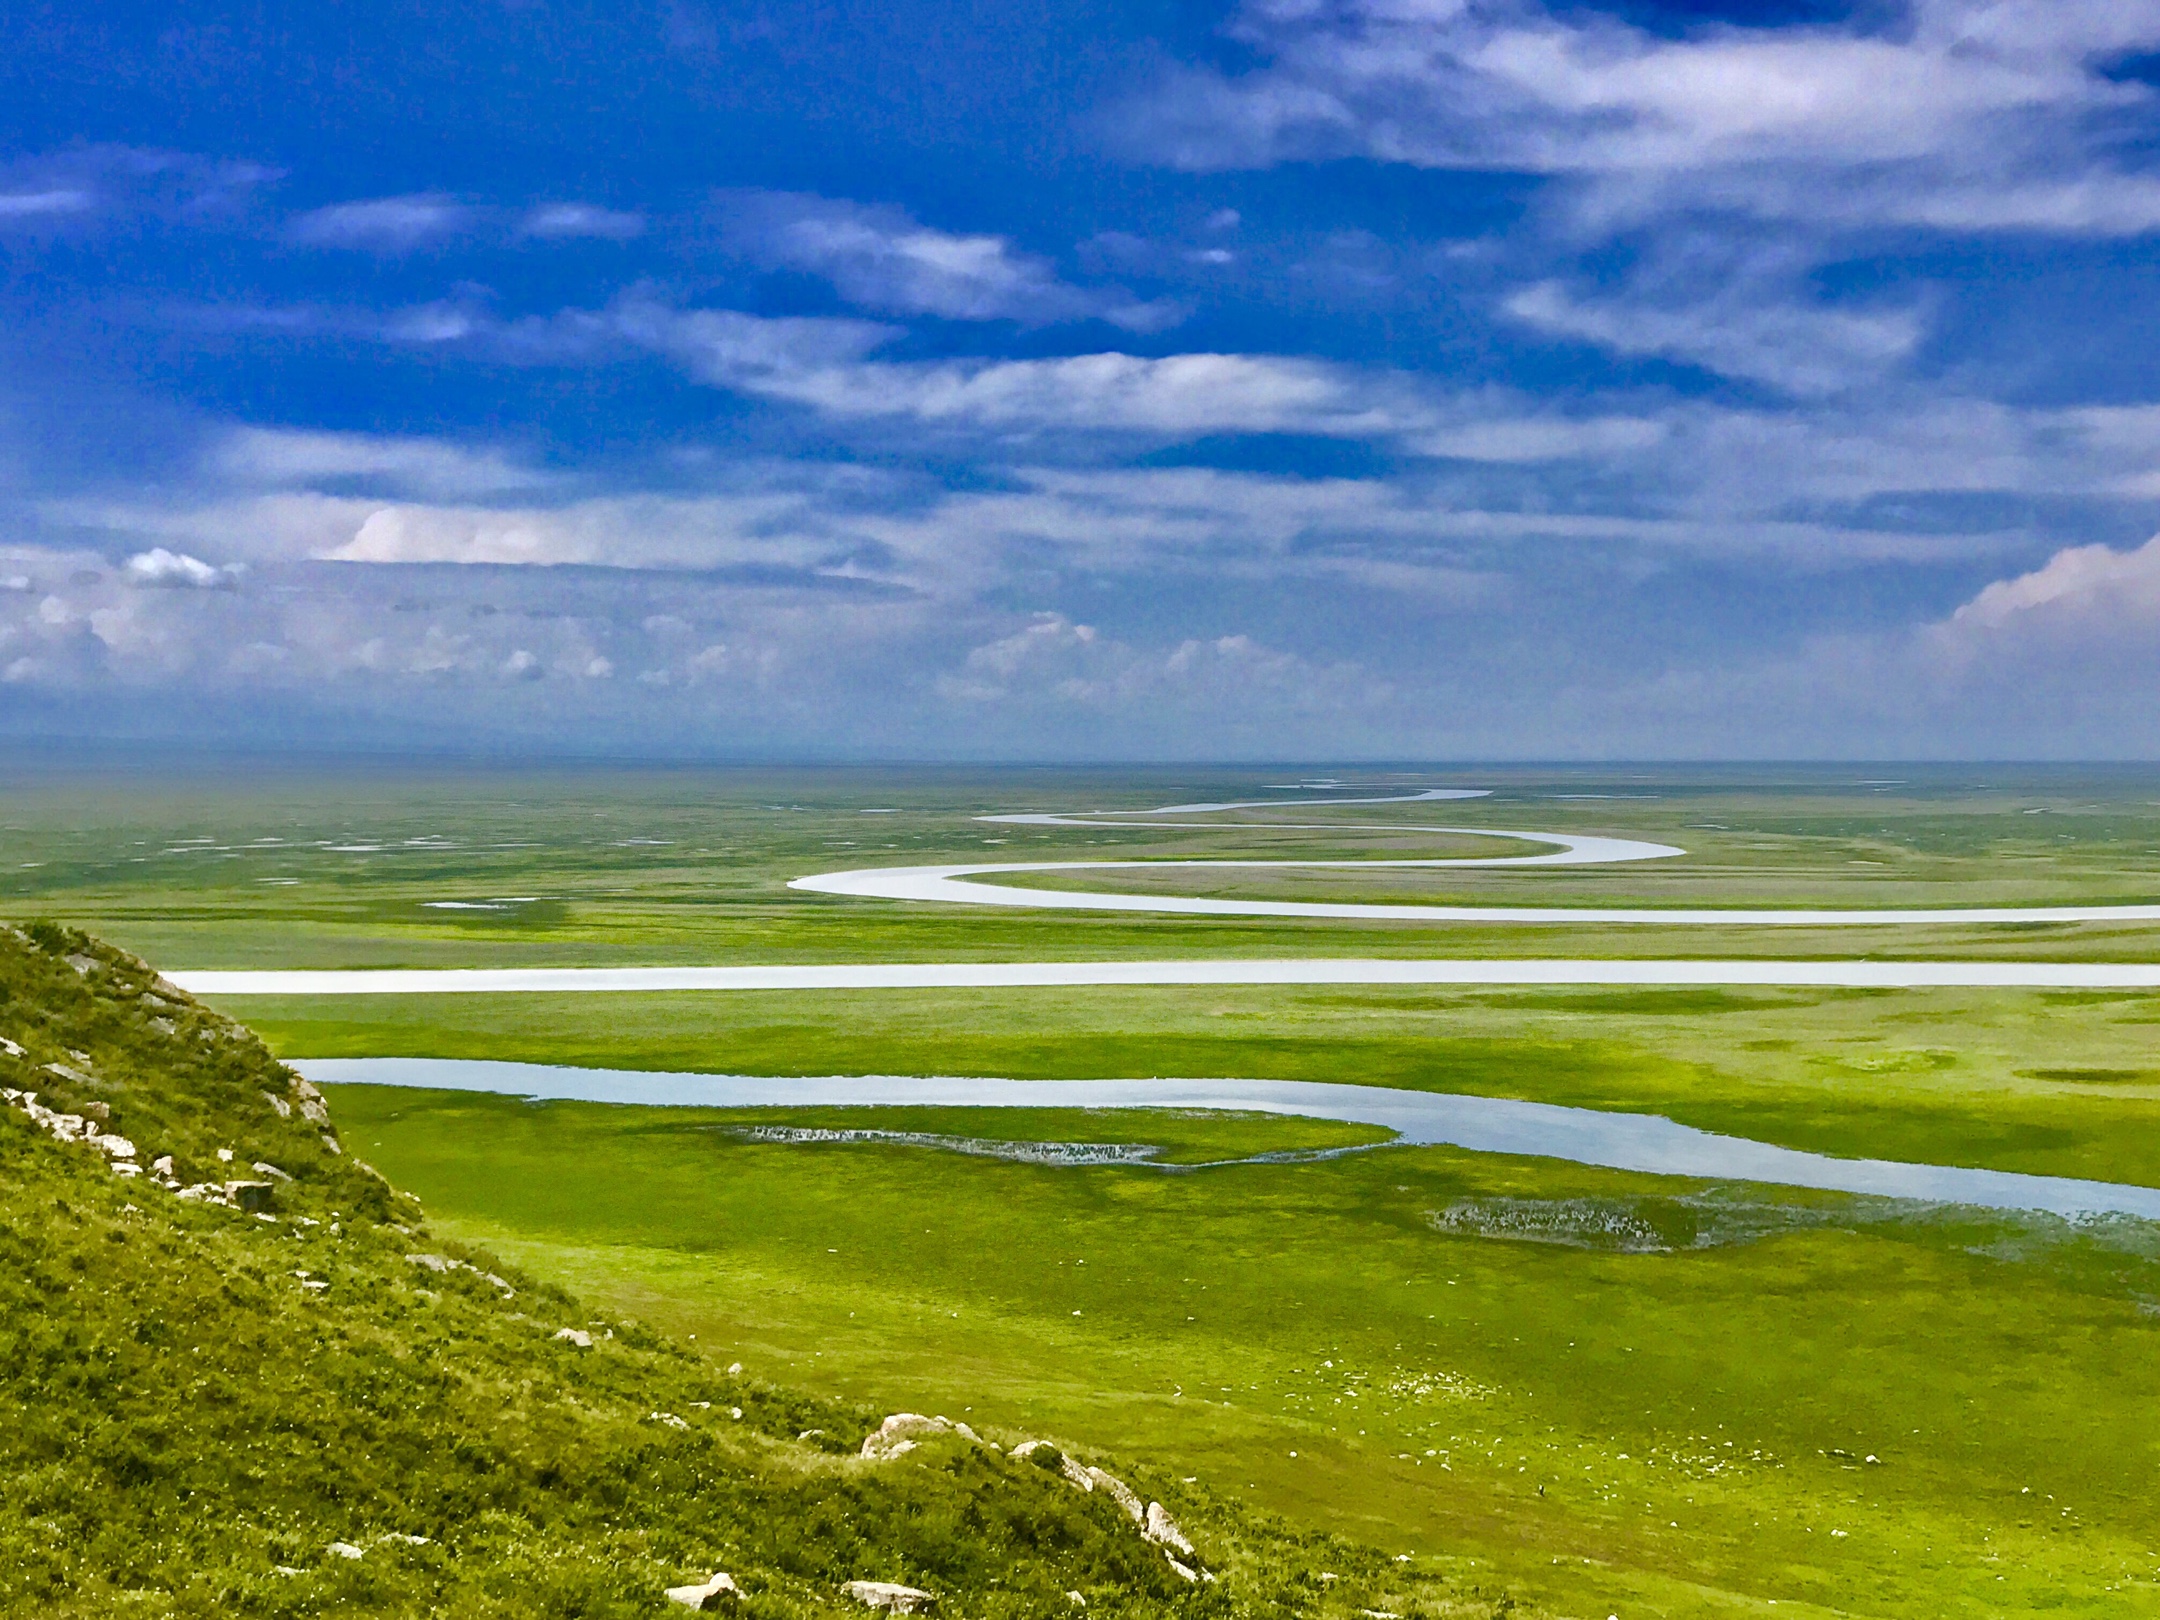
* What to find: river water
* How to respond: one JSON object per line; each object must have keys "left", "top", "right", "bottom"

{"left": 299, "top": 1057, "right": 2160, "bottom": 1222}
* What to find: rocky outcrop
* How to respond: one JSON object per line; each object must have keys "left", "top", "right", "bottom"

{"left": 1084, "top": 1467, "right": 1144, "bottom": 1525}
{"left": 842, "top": 1579, "right": 936, "bottom": 1612}
{"left": 1010, "top": 1440, "right": 1207, "bottom": 1576}
{"left": 1143, "top": 1502, "right": 1194, "bottom": 1558}
{"left": 860, "top": 1412, "right": 984, "bottom": 1461}
{"left": 665, "top": 1571, "right": 742, "bottom": 1609}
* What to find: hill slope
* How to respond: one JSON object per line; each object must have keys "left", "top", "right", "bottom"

{"left": 0, "top": 923, "right": 1506, "bottom": 1620}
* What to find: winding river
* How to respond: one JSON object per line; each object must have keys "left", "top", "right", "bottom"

{"left": 301, "top": 1057, "right": 2160, "bottom": 1222}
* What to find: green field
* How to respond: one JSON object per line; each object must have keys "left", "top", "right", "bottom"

{"left": 326, "top": 1082, "right": 2160, "bottom": 1620}
{"left": 13, "top": 761, "right": 2160, "bottom": 969}
{"left": 14, "top": 759, "right": 2160, "bottom": 1617}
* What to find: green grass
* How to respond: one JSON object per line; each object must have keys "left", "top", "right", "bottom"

{"left": 235, "top": 981, "right": 2160, "bottom": 1186}
{"left": 0, "top": 925, "right": 1500, "bottom": 1620}
{"left": 326, "top": 1082, "right": 2160, "bottom": 1620}
{"left": 23, "top": 763, "right": 2160, "bottom": 1617}
{"left": 15, "top": 761, "right": 2160, "bottom": 968}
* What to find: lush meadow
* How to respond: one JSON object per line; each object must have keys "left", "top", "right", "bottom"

{"left": 13, "top": 760, "right": 2160, "bottom": 1617}
{"left": 326, "top": 1082, "right": 2160, "bottom": 1620}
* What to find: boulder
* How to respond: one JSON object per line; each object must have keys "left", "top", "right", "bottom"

{"left": 553, "top": 1327, "right": 594, "bottom": 1348}
{"left": 665, "top": 1571, "right": 742, "bottom": 1609}
{"left": 226, "top": 1181, "right": 275, "bottom": 1214}
{"left": 1143, "top": 1503, "right": 1195, "bottom": 1558}
{"left": 327, "top": 1542, "right": 365, "bottom": 1561}
{"left": 1084, "top": 1467, "right": 1144, "bottom": 1525}
{"left": 406, "top": 1253, "right": 456, "bottom": 1273}
{"left": 252, "top": 1160, "right": 293, "bottom": 1181}
{"left": 291, "top": 1078, "right": 332, "bottom": 1125}
{"left": 860, "top": 1413, "right": 967, "bottom": 1461}
{"left": 841, "top": 1580, "right": 935, "bottom": 1613}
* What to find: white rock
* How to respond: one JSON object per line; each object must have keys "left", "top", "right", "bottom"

{"left": 666, "top": 1571, "right": 742, "bottom": 1609}
{"left": 841, "top": 1579, "right": 935, "bottom": 1612}
{"left": 327, "top": 1542, "right": 364, "bottom": 1560}
{"left": 406, "top": 1253, "right": 455, "bottom": 1273}
{"left": 151, "top": 1155, "right": 174, "bottom": 1175}
{"left": 292, "top": 1078, "right": 332, "bottom": 1125}
{"left": 1144, "top": 1503, "right": 1194, "bottom": 1558}
{"left": 0, "top": 1036, "right": 22, "bottom": 1057}
{"left": 262, "top": 1091, "right": 292, "bottom": 1118}
{"left": 1084, "top": 1467, "right": 1144, "bottom": 1524}
{"left": 252, "top": 1160, "right": 293, "bottom": 1181}
{"left": 1165, "top": 1558, "right": 1199, "bottom": 1583}
{"left": 554, "top": 1327, "right": 593, "bottom": 1348}
{"left": 651, "top": 1411, "right": 690, "bottom": 1430}
{"left": 862, "top": 1413, "right": 958, "bottom": 1461}
{"left": 216, "top": 1148, "right": 234, "bottom": 1163}
{"left": 95, "top": 1135, "right": 138, "bottom": 1160}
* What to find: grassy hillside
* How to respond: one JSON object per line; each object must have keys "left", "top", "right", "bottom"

{"left": 0, "top": 924, "right": 1498, "bottom": 1620}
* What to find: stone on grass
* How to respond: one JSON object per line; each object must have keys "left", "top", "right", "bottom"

{"left": 1144, "top": 1503, "right": 1195, "bottom": 1558}
{"left": 327, "top": 1542, "right": 364, "bottom": 1561}
{"left": 665, "top": 1571, "right": 742, "bottom": 1609}
{"left": 1084, "top": 1467, "right": 1144, "bottom": 1524}
{"left": 252, "top": 1160, "right": 293, "bottom": 1181}
{"left": 553, "top": 1327, "right": 593, "bottom": 1348}
{"left": 226, "top": 1180, "right": 275, "bottom": 1214}
{"left": 862, "top": 1413, "right": 971, "bottom": 1461}
{"left": 842, "top": 1579, "right": 936, "bottom": 1612}
{"left": 1165, "top": 1558, "right": 1199, "bottom": 1584}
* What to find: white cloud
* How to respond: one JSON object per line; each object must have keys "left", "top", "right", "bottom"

{"left": 212, "top": 428, "right": 552, "bottom": 499}
{"left": 0, "top": 189, "right": 92, "bottom": 219}
{"left": 522, "top": 202, "right": 645, "bottom": 240}
{"left": 1121, "top": 0, "right": 2160, "bottom": 236}
{"left": 0, "top": 146, "right": 280, "bottom": 231}
{"left": 288, "top": 193, "right": 469, "bottom": 250}
{"left": 1947, "top": 532, "right": 2160, "bottom": 634}
{"left": 720, "top": 190, "right": 1181, "bottom": 330}
{"left": 124, "top": 548, "right": 238, "bottom": 589}
{"left": 1415, "top": 412, "right": 1667, "bottom": 462}
{"left": 1504, "top": 278, "right": 1924, "bottom": 395}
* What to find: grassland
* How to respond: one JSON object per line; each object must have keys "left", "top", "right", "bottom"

{"left": 16, "top": 759, "right": 2160, "bottom": 1618}
{"left": 239, "top": 981, "right": 2160, "bottom": 1186}
{"left": 3, "top": 925, "right": 1486, "bottom": 1619}
{"left": 12, "top": 761, "right": 2160, "bottom": 969}
{"left": 326, "top": 1081, "right": 2160, "bottom": 1620}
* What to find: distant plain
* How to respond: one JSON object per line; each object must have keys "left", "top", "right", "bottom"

{"left": 12, "top": 759, "right": 2160, "bottom": 1617}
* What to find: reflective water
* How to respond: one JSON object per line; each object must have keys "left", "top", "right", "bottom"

{"left": 300, "top": 1057, "right": 2160, "bottom": 1222}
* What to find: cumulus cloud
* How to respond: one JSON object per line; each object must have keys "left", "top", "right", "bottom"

{"left": 124, "top": 548, "right": 238, "bottom": 589}
{"left": 1946, "top": 532, "right": 2160, "bottom": 635}
{"left": 288, "top": 193, "right": 469, "bottom": 250}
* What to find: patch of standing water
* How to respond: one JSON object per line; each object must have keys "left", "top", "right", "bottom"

{"left": 297, "top": 1059, "right": 2160, "bottom": 1222}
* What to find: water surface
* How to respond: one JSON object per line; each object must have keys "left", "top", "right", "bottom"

{"left": 301, "top": 1057, "right": 2160, "bottom": 1222}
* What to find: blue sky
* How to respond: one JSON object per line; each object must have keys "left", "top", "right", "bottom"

{"left": 6, "top": 0, "right": 2160, "bottom": 757}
